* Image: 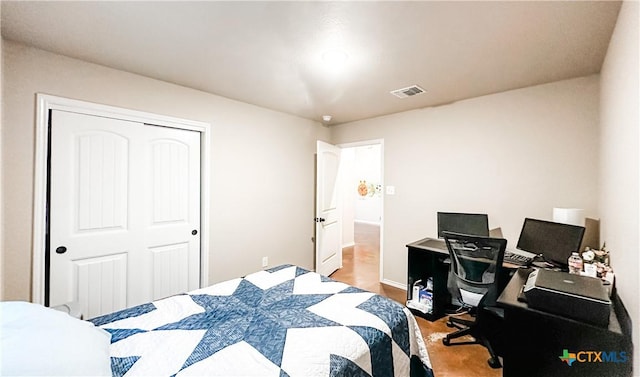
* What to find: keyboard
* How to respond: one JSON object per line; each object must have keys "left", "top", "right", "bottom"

{"left": 504, "top": 251, "right": 533, "bottom": 266}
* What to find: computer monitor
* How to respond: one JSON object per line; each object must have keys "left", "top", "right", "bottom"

{"left": 437, "top": 212, "right": 489, "bottom": 238}
{"left": 516, "top": 218, "right": 585, "bottom": 267}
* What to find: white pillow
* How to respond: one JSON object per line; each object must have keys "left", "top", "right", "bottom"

{"left": 0, "top": 301, "right": 112, "bottom": 376}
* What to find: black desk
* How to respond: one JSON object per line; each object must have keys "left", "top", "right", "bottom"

{"left": 406, "top": 237, "right": 516, "bottom": 321}
{"left": 497, "top": 268, "right": 633, "bottom": 377}
{"left": 406, "top": 238, "right": 452, "bottom": 321}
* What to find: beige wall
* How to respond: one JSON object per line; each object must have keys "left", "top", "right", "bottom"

{"left": 331, "top": 76, "right": 600, "bottom": 286}
{"left": 1, "top": 40, "right": 330, "bottom": 301}
{"left": 600, "top": 0, "right": 639, "bottom": 372}
{"left": 340, "top": 147, "right": 356, "bottom": 248}
{"left": 0, "top": 4, "right": 4, "bottom": 301}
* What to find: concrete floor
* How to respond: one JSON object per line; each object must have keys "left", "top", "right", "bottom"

{"left": 330, "top": 222, "right": 502, "bottom": 377}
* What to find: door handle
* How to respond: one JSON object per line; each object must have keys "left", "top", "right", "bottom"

{"left": 55, "top": 246, "right": 67, "bottom": 254}
{"left": 192, "top": 230, "right": 198, "bottom": 235}
{"left": 315, "top": 218, "right": 326, "bottom": 223}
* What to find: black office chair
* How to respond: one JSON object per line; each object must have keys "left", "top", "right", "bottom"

{"left": 441, "top": 231, "right": 507, "bottom": 369}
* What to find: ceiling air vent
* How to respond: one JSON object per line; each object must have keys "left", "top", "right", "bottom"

{"left": 390, "top": 85, "right": 425, "bottom": 99}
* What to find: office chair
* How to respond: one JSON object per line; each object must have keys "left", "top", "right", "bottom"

{"left": 441, "top": 231, "right": 507, "bottom": 369}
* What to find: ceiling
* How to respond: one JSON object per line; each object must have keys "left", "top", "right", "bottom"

{"left": 1, "top": 1, "right": 622, "bottom": 125}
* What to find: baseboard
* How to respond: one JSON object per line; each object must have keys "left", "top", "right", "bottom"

{"left": 354, "top": 220, "right": 381, "bottom": 226}
{"left": 381, "top": 278, "right": 406, "bottom": 290}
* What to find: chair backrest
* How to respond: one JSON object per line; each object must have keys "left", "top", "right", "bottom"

{"left": 443, "top": 231, "right": 507, "bottom": 309}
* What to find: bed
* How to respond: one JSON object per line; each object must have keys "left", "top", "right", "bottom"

{"left": 1, "top": 265, "right": 433, "bottom": 377}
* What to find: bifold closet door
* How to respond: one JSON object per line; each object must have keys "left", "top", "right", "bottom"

{"left": 49, "top": 110, "right": 201, "bottom": 318}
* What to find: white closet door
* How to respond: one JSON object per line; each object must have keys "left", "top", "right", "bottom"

{"left": 49, "top": 110, "right": 201, "bottom": 318}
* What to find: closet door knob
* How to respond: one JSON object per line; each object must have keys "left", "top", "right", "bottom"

{"left": 55, "top": 246, "right": 67, "bottom": 254}
{"left": 192, "top": 230, "right": 198, "bottom": 235}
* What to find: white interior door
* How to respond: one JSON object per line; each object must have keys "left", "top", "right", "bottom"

{"left": 315, "top": 141, "right": 342, "bottom": 276}
{"left": 49, "top": 110, "right": 201, "bottom": 318}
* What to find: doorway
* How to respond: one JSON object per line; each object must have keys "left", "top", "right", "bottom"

{"left": 339, "top": 141, "right": 383, "bottom": 285}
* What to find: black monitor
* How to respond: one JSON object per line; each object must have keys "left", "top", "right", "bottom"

{"left": 516, "top": 218, "right": 585, "bottom": 267}
{"left": 437, "top": 212, "right": 489, "bottom": 238}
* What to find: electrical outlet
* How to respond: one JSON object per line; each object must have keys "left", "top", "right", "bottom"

{"left": 262, "top": 256, "right": 268, "bottom": 268}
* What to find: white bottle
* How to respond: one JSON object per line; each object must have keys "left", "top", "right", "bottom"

{"left": 582, "top": 250, "right": 597, "bottom": 277}
{"left": 412, "top": 280, "right": 422, "bottom": 302}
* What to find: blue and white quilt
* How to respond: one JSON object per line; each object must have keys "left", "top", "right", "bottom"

{"left": 90, "top": 265, "right": 433, "bottom": 377}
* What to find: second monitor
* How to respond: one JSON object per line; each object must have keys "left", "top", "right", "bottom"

{"left": 516, "top": 218, "right": 585, "bottom": 267}
{"left": 437, "top": 212, "right": 489, "bottom": 238}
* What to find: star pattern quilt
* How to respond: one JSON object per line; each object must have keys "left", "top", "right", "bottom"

{"left": 90, "top": 265, "right": 433, "bottom": 377}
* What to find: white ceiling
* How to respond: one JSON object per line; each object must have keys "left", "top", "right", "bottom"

{"left": 1, "top": 1, "right": 622, "bottom": 125}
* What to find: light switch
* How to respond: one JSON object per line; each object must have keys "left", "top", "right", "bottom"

{"left": 386, "top": 186, "right": 395, "bottom": 195}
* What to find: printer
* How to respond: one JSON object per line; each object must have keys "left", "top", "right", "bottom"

{"left": 523, "top": 268, "right": 611, "bottom": 327}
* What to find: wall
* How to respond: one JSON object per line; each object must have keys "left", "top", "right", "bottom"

{"left": 353, "top": 145, "right": 382, "bottom": 224}
{"left": 599, "top": 0, "right": 639, "bottom": 373}
{"left": 340, "top": 148, "right": 356, "bottom": 248}
{"left": 340, "top": 143, "right": 383, "bottom": 247}
{"left": 331, "top": 76, "right": 600, "bottom": 286}
{"left": 1, "top": 40, "right": 330, "bottom": 301}
{"left": 0, "top": 5, "right": 4, "bottom": 301}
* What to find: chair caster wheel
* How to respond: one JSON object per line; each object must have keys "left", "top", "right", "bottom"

{"left": 446, "top": 322, "right": 455, "bottom": 328}
{"left": 442, "top": 338, "right": 450, "bottom": 346}
{"left": 488, "top": 357, "right": 502, "bottom": 369}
